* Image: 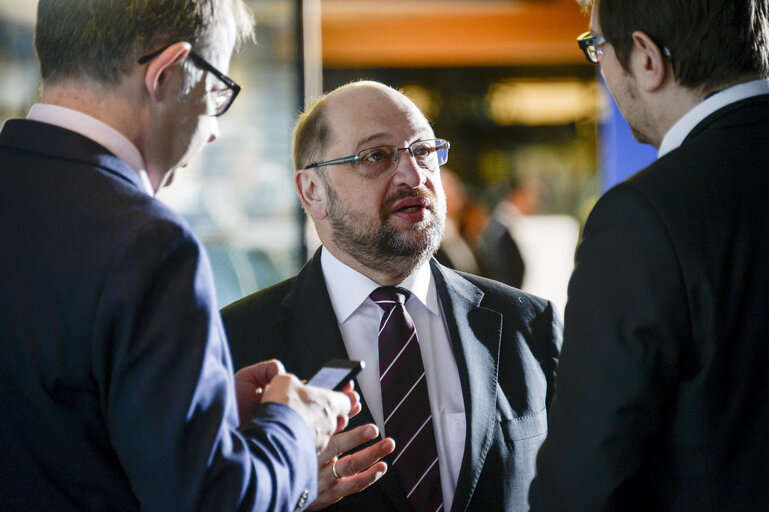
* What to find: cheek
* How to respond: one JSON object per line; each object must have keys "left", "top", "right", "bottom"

{"left": 188, "top": 117, "right": 215, "bottom": 149}
{"left": 334, "top": 177, "right": 389, "bottom": 216}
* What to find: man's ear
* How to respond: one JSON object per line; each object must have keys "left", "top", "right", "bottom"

{"left": 295, "top": 168, "right": 329, "bottom": 220}
{"left": 630, "top": 30, "right": 668, "bottom": 92}
{"left": 142, "top": 42, "right": 192, "bottom": 103}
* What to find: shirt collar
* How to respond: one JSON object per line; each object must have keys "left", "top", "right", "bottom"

{"left": 658, "top": 78, "right": 769, "bottom": 158}
{"left": 27, "top": 103, "right": 154, "bottom": 196}
{"left": 320, "top": 246, "right": 440, "bottom": 324}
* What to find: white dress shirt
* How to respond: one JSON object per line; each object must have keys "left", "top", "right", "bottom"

{"left": 321, "top": 247, "right": 466, "bottom": 509}
{"left": 658, "top": 78, "right": 769, "bottom": 158}
{"left": 27, "top": 103, "right": 154, "bottom": 195}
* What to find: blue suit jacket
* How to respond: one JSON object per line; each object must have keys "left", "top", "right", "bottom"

{"left": 222, "top": 251, "right": 562, "bottom": 511}
{"left": 0, "top": 119, "right": 317, "bottom": 511}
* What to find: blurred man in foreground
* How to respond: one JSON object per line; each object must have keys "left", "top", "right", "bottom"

{"left": 0, "top": 1, "right": 355, "bottom": 510}
{"left": 530, "top": 0, "right": 769, "bottom": 510}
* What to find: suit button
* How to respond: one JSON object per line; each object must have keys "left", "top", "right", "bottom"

{"left": 293, "top": 489, "right": 309, "bottom": 511}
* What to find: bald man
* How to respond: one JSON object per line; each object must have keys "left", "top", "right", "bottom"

{"left": 222, "top": 81, "right": 561, "bottom": 512}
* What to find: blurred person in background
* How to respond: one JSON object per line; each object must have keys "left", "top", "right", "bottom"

{"left": 0, "top": 1, "right": 357, "bottom": 510}
{"left": 457, "top": 199, "right": 490, "bottom": 250}
{"left": 434, "top": 167, "right": 482, "bottom": 275}
{"left": 222, "top": 80, "right": 562, "bottom": 512}
{"left": 476, "top": 175, "right": 541, "bottom": 289}
{"left": 530, "top": 0, "right": 769, "bottom": 510}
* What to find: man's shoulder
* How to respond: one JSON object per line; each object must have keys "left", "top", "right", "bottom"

{"left": 219, "top": 274, "right": 304, "bottom": 366}
{"left": 2, "top": 118, "right": 200, "bottom": 266}
{"left": 221, "top": 274, "right": 299, "bottom": 323}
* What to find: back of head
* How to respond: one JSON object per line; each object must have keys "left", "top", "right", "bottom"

{"left": 583, "top": 0, "right": 769, "bottom": 92}
{"left": 35, "top": 0, "right": 254, "bottom": 86}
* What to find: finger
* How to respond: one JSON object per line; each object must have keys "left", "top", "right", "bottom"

{"left": 261, "top": 359, "right": 286, "bottom": 381}
{"left": 336, "top": 438, "right": 395, "bottom": 477}
{"left": 326, "top": 390, "right": 352, "bottom": 434}
{"left": 318, "top": 424, "right": 379, "bottom": 464}
{"left": 310, "top": 462, "right": 388, "bottom": 510}
{"left": 315, "top": 456, "right": 340, "bottom": 489}
{"left": 341, "top": 388, "right": 361, "bottom": 418}
{"left": 236, "top": 359, "right": 286, "bottom": 389}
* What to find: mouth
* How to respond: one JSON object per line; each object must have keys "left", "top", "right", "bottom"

{"left": 387, "top": 195, "right": 433, "bottom": 224}
{"left": 392, "top": 197, "right": 430, "bottom": 214}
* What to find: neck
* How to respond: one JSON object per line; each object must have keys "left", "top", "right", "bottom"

{"left": 655, "top": 89, "right": 704, "bottom": 148}
{"left": 700, "top": 73, "right": 765, "bottom": 98}
{"left": 648, "top": 74, "right": 764, "bottom": 147}
{"left": 41, "top": 78, "right": 157, "bottom": 184}
{"left": 42, "top": 80, "right": 142, "bottom": 141}
{"left": 321, "top": 239, "right": 424, "bottom": 287}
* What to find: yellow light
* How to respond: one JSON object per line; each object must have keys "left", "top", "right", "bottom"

{"left": 485, "top": 79, "right": 608, "bottom": 126}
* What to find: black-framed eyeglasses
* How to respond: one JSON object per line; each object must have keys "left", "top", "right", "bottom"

{"left": 306, "top": 139, "right": 450, "bottom": 178}
{"left": 138, "top": 44, "right": 241, "bottom": 116}
{"left": 577, "top": 31, "right": 672, "bottom": 65}
{"left": 577, "top": 31, "right": 607, "bottom": 64}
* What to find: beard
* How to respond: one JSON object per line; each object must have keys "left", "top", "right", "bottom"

{"left": 612, "top": 70, "right": 659, "bottom": 147}
{"left": 324, "top": 182, "right": 446, "bottom": 281}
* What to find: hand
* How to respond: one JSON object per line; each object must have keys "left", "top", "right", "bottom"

{"left": 262, "top": 374, "right": 353, "bottom": 453}
{"left": 336, "top": 381, "right": 362, "bottom": 419}
{"left": 234, "top": 359, "right": 285, "bottom": 429}
{"left": 308, "top": 424, "right": 395, "bottom": 510}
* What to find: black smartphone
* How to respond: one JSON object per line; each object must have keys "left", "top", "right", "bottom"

{"left": 306, "top": 359, "right": 365, "bottom": 391}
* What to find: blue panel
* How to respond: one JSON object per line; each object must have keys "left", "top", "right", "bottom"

{"left": 598, "top": 80, "right": 658, "bottom": 191}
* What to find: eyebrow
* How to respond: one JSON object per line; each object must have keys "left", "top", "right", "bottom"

{"left": 354, "top": 131, "right": 435, "bottom": 151}
{"left": 354, "top": 132, "right": 390, "bottom": 151}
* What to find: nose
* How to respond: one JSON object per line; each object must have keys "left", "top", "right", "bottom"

{"left": 392, "top": 148, "right": 427, "bottom": 188}
{"left": 208, "top": 119, "right": 219, "bottom": 144}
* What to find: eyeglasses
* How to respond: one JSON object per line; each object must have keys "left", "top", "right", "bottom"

{"left": 577, "top": 31, "right": 606, "bottom": 64}
{"left": 138, "top": 45, "right": 241, "bottom": 116}
{"left": 577, "top": 31, "right": 672, "bottom": 64}
{"left": 307, "top": 139, "right": 450, "bottom": 177}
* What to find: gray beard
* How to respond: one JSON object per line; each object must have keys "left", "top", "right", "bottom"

{"left": 325, "top": 183, "right": 445, "bottom": 282}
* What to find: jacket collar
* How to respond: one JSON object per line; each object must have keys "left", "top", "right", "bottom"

{"left": 0, "top": 119, "right": 146, "bottom": 192}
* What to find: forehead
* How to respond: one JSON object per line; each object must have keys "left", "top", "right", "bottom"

{"left": 324, "top": 85, "right": 434, "bottom": 151}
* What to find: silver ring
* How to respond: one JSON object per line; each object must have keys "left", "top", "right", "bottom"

{"left": 332, "top": 459, "right": 341, "bottom": 479}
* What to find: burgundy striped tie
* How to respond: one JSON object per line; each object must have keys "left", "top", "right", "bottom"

{"left": 371, "top": 287, "right": 443, "bottom": 512}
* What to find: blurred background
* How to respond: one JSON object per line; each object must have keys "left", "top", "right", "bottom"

{"left": 0, "top": 0, "right": 657, "bottom": 316}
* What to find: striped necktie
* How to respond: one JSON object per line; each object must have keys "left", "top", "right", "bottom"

{"left": 371, "top": 286, "right": 443, "bottom": 512}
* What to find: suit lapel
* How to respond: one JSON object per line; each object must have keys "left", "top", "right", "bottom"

{"left": 431, "top": 262, "right": 503, "bottom": 512}
{"left": 279, "top": 249, "right": 411, "bottom": 512}
{"left": 276, "top": 250, "right": 350, "bottom": 379}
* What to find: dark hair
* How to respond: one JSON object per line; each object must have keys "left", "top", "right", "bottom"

{"left": 35, "top": 0, "right": 254, "bottom": 85}
{"left": 582, "top": 0, "right": 769, "bottom": 91}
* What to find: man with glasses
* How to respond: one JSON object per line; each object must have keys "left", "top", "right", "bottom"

{"left": 530, "top": 0, "right": 769, "bottom": 510}
{"left": 0, "top": 1, "right": 357, "bottom": 510}
{"left": 222, "top": 81, "right": 562, "bottom": 511}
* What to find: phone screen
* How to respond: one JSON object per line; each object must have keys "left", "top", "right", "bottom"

{"left": 307, "top": 367, "right": 355, "bottom": 390}
{"left": 306, "top": 360, "right": 364, "bottom": 391}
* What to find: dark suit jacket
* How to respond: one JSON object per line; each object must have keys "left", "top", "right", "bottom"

{"left": 476, "top": 215, "right": 525, "bottom": 289}
{"left": 0, "top": 120, "right": 317, "bottom": 511}
{"left": 530, "top": 94, "right": 769, "bottom": 511}
{"left": 222, "top": 250, "right": 562, "bottom": 512}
